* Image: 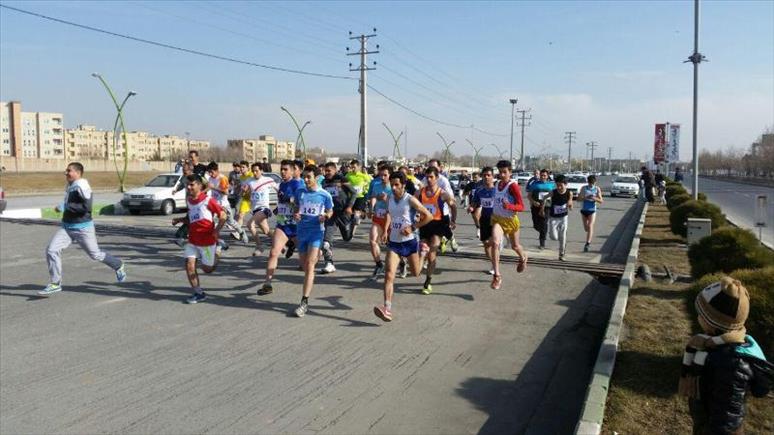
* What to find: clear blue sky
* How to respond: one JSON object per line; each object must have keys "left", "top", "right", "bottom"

{"left": 1, "top": 0, "right": 772, "bottom": 161}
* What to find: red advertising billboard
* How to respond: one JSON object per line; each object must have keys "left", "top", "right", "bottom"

{"left": 654, "top": 123, "right": 666, "bottom": 163}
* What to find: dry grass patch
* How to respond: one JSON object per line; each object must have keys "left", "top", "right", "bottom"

{"left": 0, "top": 171, "right": 156, "bottom": 195}
{"left": 603, "top": 203, "right": 773, "bottom": 434}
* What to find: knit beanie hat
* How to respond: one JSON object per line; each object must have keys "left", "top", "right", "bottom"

{"left": 695, "top": 277, "right": 749, "bottom": 333}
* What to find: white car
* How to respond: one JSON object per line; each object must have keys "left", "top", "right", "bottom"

{"left": 121, "top": 173, "right": 186, "bottom": 215}
{"left": 564, "top": 175, "right": 588, "bottom": 197}
{"left": 610, "top": 175, "right": 640, "bottom": 198}
{"left": 512, "top": 172, "right": 532, "bottom": 185}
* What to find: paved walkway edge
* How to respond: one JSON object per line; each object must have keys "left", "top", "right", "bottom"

{"left": 575, "top": 200, "right": 648, "bottom": 435}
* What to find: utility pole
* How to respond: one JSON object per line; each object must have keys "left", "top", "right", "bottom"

{"left": 517, "top": 108, "right": 531, "bottom": 170}
{"left": 608, "top": 147, "right": 612, "bottom": 173}
{"left": 509, "top": 98, "right": 518, "bottom": 165}
{"left": 586, "top": 141, "right": 598, "bottom": 173}
{"left": 347, "top": 29, "right": 378, "bottom": 167}
{"left": 564, "top": 131, "right": 576, "bottom": 172}
{"left": 686, "top": 0, "right": 706, "bottom": 200}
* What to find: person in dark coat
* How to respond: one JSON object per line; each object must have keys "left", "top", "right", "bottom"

{"left": 679, "top": 277, "right": 772, "bottom": 435}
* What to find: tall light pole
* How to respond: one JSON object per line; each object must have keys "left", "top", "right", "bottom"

{"left": 490, "top": 143, "right": 506, "bottom": 159}
{"left": 466, "top": 139, "right": 484, "bottom": 168}
{"left": 436, "top": 132, "right": 455, "bottom": 167}
{"left": 92, "top": 73, "right": 135, "bottom": 192}
{"left": 686, "top": 0, "right": 706, "bottom": 200}
{"left": 281, "top": 106, "right": 311, "bottom": 160}
{"left": 509, "top": 98, "right": 518, "bottom": 165}
{"left": 382, "top": 123, "right": 404, "bottom": 161}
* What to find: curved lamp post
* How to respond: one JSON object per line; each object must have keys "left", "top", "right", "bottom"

{"left": 92, "top": 73, "right": 135, "bottom": 192}
{"left": 466, "top": 139, "right": 484, "bottom": 168}
{"left": 383, "top": 123, "right": 404, "bottom": 161}
{"left": 436, "top": 132, "right": 455, "bottom": 167}
{"left": 490, "top": 143, "right": 506, "bottom": 159}
{"left": 281, "top": 106, "right": 311, "bottom": 161}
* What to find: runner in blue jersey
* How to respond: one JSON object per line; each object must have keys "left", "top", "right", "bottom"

{"left": 259, "top": 160, "right": 305, "bottom": 295}
{"left": 291, "top": 165, "right": 333, "bottom": 318}
{"left": 367, "top": 165, "right": 393, "bottom": 280}
{"left": 579, "top": 174, "right": 604, "bottom": 252}
{"left": 468, "top": 167, "right": 497, "bottom": 273}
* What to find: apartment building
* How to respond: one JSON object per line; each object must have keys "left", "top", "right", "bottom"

{"left": 65, "top": 125, "right": 210, "bottom": 161}
{"left": 1, "top": 101, "right": 65, "bottom": 159}
{"left": 227, "top": 135, "right": 296, "bottom": 162}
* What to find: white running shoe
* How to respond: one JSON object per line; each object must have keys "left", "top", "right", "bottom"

{"left": 321, "top": 262, "right": 336, "bottom": 274}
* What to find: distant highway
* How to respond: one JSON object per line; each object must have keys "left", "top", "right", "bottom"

{"left": 687, "top": 177, "right": 773, "bottom": 247}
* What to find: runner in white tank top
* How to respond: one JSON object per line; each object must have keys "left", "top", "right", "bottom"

{"left": 373, "top": 172, "right": 433, "bottom": 323}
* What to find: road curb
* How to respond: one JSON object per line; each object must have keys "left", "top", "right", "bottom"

{"left": 575, "top": 200, "right": 648, "bottom": 435}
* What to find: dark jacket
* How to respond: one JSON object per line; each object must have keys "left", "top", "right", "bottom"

{"left": 62, "top": 180, "right": 93, "bottom": 225}
{"left": 690, "top": 341, "right": 772, "bottom": 434}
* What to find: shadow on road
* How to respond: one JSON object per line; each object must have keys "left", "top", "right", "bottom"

{"left": 455, "top": 279, "right": 615, "bottom": 434}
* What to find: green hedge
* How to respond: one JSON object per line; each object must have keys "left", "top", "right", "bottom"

{"left": 665, "top": 184, "right": 688, "bottom": 199}
{"left": 667, "top": 193, "right": 692, "bottom": 210}
{"left": 688, "top": 227, "right": 774, "bottom": 278}
{"left": 669, "top": 200, "right": 726, "bottom": 237}
{"left": 688, "top": 266, "right": 774, "bottom": 356}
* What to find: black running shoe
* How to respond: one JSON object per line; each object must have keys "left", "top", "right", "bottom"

{"left": 257, "top": 283, "right": 273, "bottom": 296}
{"left": 285, "top": 240, "right": 296, "bottom": 259}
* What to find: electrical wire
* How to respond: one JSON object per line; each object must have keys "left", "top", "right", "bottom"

{"left": 0, "top": 3, "right": 355, "bottom": 81}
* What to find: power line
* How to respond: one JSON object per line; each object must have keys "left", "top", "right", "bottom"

{"left": 1, "top": 3, "right": 508, "bottom": 139}
{"left": 0, "top": 3, "right": 355, "bottom": 81}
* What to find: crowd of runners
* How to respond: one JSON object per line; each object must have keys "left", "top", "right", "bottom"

{"left": 39, "top": 154, "right": 607, "bottom": 323}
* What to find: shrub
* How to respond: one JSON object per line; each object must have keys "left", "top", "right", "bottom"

{"left": 665, "top": 184, "right": 688, "bottom": 199}
{"left": 688, "top": 266, "right": 774, "bottom": 356}
{"left": 697, "top": 192, "right": 707, "bottom": 202}
{"left": 667, "top": 193, "right": 691, "bottom": 210}
{"left": 669, "top": 200, "right": 725, "bottom": 237}
{"left": 688, "top": 227, "right": 774, "bottom": 278}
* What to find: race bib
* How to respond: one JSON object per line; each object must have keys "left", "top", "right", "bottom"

{"left": 481, "top": 198, "right": 494, "bottom": 209}
{"left": 552, "top": 204, "right": 568, "bottom": 215}
{"left": 300, "top": 201, "right": 323, "bottom": 216}
{"left": 391, "top": 220, "right": 405, "bottom": 231}
{"left": 325, "top": 187, "right": 338, "bottom": 197}
{"left": 353, "top": 185, "right": 363, "bottom": 194}
{"left": 252, "top": 190, "right": 266, "bottom": 203}
{"left": 538, "top": 191, "right": 550, "bottom": 201}
{"left": 375, "top": 208, "right": 387, "bottom": 218}
{"left": 190, "top": 210, "right": 203, "bottom": 222}
{"left": 425, "top": 204, "right": 436, "bottom": 215}
{"left": 277, "top": 203, "right": 292, "bottom": 216}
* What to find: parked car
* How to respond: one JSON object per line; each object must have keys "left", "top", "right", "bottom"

{"left": 610, "top": 175, "right": 640, "bottom": 197}
{"left": 448, "top": 174, "right": 461, "bottom": 196}
{"left": 0, "top": 186, "right": 6, "bottom": 214}
{"left": 513, "top": 172, "right": 532, "bottom": 185}
{"left": 564, "top": 175, "right": 588, "bottom": 197}
{"left": 121, "top": 173, "right": 186, "bottom": 215}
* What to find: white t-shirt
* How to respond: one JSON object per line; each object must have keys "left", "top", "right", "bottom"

{"left": 246, "top": 176, "right": 278, "bottom": 210}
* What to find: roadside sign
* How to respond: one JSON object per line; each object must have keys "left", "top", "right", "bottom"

{"left": 755, "top": 195, "right": 767, "bottom": 228}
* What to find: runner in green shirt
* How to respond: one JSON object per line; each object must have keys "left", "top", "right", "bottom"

{"left": 344, "top": 159, "right": 372, "bottom": 233}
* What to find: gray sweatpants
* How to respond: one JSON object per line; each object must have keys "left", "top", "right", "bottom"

{"left": 548, "top": 215, "right": 568, "bottom": 255}
{"left": 46, "top": 226, "right": 123, "bottom": 284}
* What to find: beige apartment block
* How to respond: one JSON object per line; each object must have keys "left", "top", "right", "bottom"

{"left": 1, "top": 101, "right": 64, "bottom": 159}
{"left": 227, "top": 135, "right": 295, "bottom": 162}
{"left": 65, "top": 124, "right": 210, "bottom": 161}
{"left": 66, "top": 125, "right": 109, "bottom": 160}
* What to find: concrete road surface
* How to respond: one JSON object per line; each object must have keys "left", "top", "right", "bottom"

{"left": 687, "top": 176, "right": 773, "bottom": 247}
{"left": 0, "top": 198, "right": 638, "bottom": 434}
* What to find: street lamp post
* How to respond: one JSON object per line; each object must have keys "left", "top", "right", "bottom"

{"left": 686, "top": 0, "right": 706, "bottom": 200}
{"left": 466, "top": 139, "right": 484, "bottom": 169}
{"left": 92, "top": 73, "right": 135, "bottom": 192}
{"left": 382, "top": 123, "right": 404, "bottom": 162}
{"left": 490, "top": 143, "right": 506, "bottom": 159}
{"left": 509, "top": 98, "right": 518, "bottom": 165}
{"left": 280, "top": 106, "right": 311, "bottom": 161}
{"left": 436, "top": 132, "right": 455, "bottom": 167}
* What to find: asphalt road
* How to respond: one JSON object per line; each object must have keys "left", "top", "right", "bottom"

{"left": 686, "top": 176, "right": 773, "bottom": 247}
{"left": 0, "top": 195, "right": 639, "bottom": 434}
